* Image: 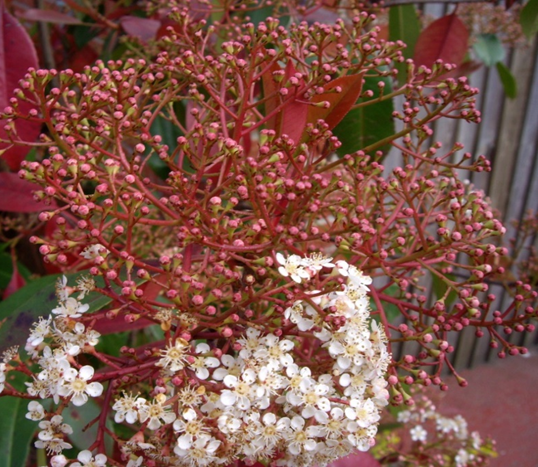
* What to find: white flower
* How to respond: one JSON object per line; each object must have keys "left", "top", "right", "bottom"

{"left": 174, "top": 408, "right": 209, "bottom": 449}
{"left": 220, "top": 370, "right": 256, "bottom": 410}
{"left": 189, "top": 343, "right": 220, "bottom": 380}
{"left": 57, "top": 365, "right": 103, "bottom": 406}
{"left": 286, "top": 416, "right": 318, "bottom": 455}
{"left": 81, "top": 244, "right": 109, "bottom": 260}
{"left": 251, "top": 412, "right": 290, "bottom": 449}
{"left": 455, "top": 448, "right": 472, "bottom": 466}
{"left": 26, "top": 401, "right": 45, "bottom": 421}
{"left": 276, "top": 253, "right": 311, "bottom": 283}
{"left": 174, "top": 434, "right": 221, "bottom": 466}
{"left": 51, "top": 297, "right": 89, "bottom": 319}
{"left": 213, "top": 354, "right": 244, "bottom": 381}
{"left": 156, "top": 338, "right": 189, "bottom": 372}
{"left": 335, "top": 260, "right": 372, "bottom": 290}
{"left": 27, "top": 316, "right": 52, "bottom": 347}
{"left": 126, "top": 456, "right": 143, "bottom": 467}
{"left": 71, "top": 450, "right": 108, "bottom": 467}
{"left": 286, "top": 378, "right": 331, "bottom": 421}
{"left": 138, "top": 399, "right": 176, "bottom": 430}
{"left": 113, "top": 393, "right": 143, "bottom": 424}
{"left": 50, "top": 455, "right": 68, "bottom": 467}
{"left": 303, "top": 253, "right": 335, "bottom": 271}
{"left": 410, "top": 425, "right": 428, "bottom": 442}
{"left": 284, "top": 301, "right": 316, "bottom": 332}
{"left": 35, "top": 415, "right": 73, "bottom": 454}
{"left": 0, "top": 363, "right": 5, "bottom": 394}
{"left": 255, "top": 334, "right": 294, "bottom": 371}
{"left": 345, "top": 398, "right": 380, "bottom": 428}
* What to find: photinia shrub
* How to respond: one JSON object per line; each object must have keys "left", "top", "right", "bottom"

{"left": 0, "top": 2, "right": 535, "bottom": 467}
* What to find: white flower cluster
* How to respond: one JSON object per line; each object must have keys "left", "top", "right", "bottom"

{"left": 113, "top": 254, "right": 390, "bottom": 467}
{"left": 397, "top": 397, "right": 486, "bottom": 467}
{"left": 21, "top": 276, "right": 104, "bottom": 457}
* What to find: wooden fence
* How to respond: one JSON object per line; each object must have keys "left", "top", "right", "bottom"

{"left": 385, "top": 7, "right": 538, "bottom": 369}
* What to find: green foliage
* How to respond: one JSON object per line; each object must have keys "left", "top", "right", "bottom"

{"left": 333, "top": 76, "right": 395, "bottom": 157}
{"left": 473, "top": 34, "right": 505, "bottom": 67}
{"left": 521, "top": 0, "right": 538, "bottom": 39}
{"left": 496, "top": 61, "right": 518, "bottom": 98}
{"left": 63, "top": 397, "right": 114, "bottom": 455}
{"left": 389, "top": 5, "right": 420, "bottom": 83}
{"left": 0, "top": 373, "right": 45, "bottom": 467}
{"left": 432, "top": 273, "right": 458, "bottom": 308}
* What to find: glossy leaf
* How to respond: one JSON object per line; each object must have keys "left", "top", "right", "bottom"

{"left": 0, "top": 7, "right": 41, "bottom": 170}
{"left": 333, "top": 76, "right": 395, "bottom": 157}
{"left": 308, "top": 74, "right": 364, "bottom": 130}
{"left": 413, "top": 14, "right": 469, "bottom": 69}
{"left": 521, "top": 0, "right": 538, "bottom": 39}
{"left": 0, "top": 172, "right": 54, "bottom": 212}
{"left": 120, "top": 16, "right": 160, "bottom": 42}
{"left": 0, "top": 373, "right": 40, "bottom": 467}
{"left": 389, "top": 5, "right": 420, "bottom": 82}
{"left": 18, "top": 9, "right": 82, "bottom": 25}
{"left": 496, "top": 61, "right": 517, "bottom": 98}
{"left": 473, "top": 34, "right": 505, "bottom": 66}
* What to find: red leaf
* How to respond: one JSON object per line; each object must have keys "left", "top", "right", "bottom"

{"left": 120, "top": 16, "right": 161, "bottom": 42}
{"left": 93, "top": 314, "right": 155, "bottom": 335}
{"left": 0, "top": 172, "right": 53, "bottom": 212}
{"left": 0, "top": 6, "right": 40, "bottom": 171}
{"left": 18, "top": 9, "right": 82, "bottom": 25}
{"left": 281, "top": 61, "right": 308, "bottom": 143}
{"left": 69, "top": 44, "right": 99, "bottom": 74}
{"left": 413, "top": 14, "right": 469, "bottom": 69}
{"left": 156, "top": 18, "right": 183, "bottom": 40}
{"left": 3, "top": 256, "right": 26, "bottom": 299}
{"left": 308, "top": 73, "right": 364, "bottom": 130}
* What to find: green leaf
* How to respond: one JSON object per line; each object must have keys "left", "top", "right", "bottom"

{"left": 473, "top": 34, "right": 505, "bottom": 66}
{"left": 496, "top": 61, "right": 517, "bottom": 98}
{"left": 333, "top": 76, "right": 395, "bottom": 157}
{"left": 389, "top": 5, "right": 420, "bottom": 82}
{"left": 521, "top": 0, "right": 538, "bottom": 39}
{"left": 371, "top": 284, "right": 401, "bottom": 323}
{"left": 0, "top": 373, "right": 43, "bottom": 467}
{"left": 63, "top": 396, "right": 114, "bottom": 455}
{"left": 432, "top": 273, "right": 458, "bottom": 308}
{"left": 0, "top": 274, "right": 116, "bottom": 354}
